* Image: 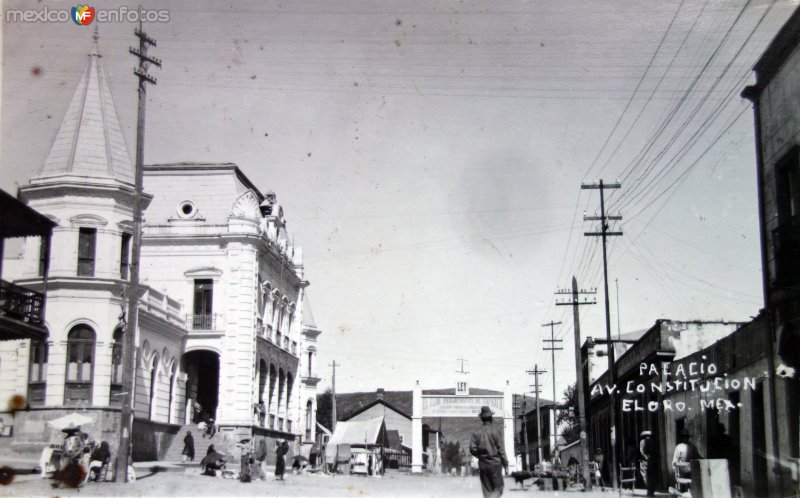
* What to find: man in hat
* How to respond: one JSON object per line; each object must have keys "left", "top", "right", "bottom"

{"left": 639, "top": 430, "right": 658, "bottom": 496}
{"left": 469, "top": 406, "right": 508, "bottom": 498}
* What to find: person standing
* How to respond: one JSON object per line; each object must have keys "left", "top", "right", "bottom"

{"left": 469, "top": 406, "right": 508, "bottom": 498}
{"left": 672, "top": 429, "right": 702, "bottom": 487}
{"left": 708, "top": 422, "right": 733, "bottom": 459}
{"left": 591, "top": 447, "right": 606, "bottom": 489}
{"left": 639, "top": 430, "right": 658, "bottom": 497}
{"left": 254, "top": 438, "right": 268, "bottom": 480}
{"left": 257, "top": 400, "right": 267, "bottom": 427}
{"left": 275, "top": 439, "right": 289, "bottom": 480}
{"left": 182, "top": 431, "right": 195, "bottom": 463}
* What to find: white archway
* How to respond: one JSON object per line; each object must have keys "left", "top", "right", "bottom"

{"left": 411, "top": 381, "right": 515, "bottom": 474}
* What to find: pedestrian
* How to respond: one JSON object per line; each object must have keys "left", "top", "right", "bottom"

{"left": 85, "top": 440, "right": 110, "bottom": 483}
{"left": 192, "top": 400, "right": 203, "bottom": 423}
{"left": 182, "top": 430, "right": 195, "bottom": 463}
{"left": 672, "top": 429, "right": 701, "bottom": 488}
{"left": 275, "top": 438, "right": 289, "bottom": 480}
{"left": 639, "top": 430, "right": 658, "bottom": 497}
{"left": 309, "top": 442, "right": 319, "bottom": 470}
{"left": 460, "top": 448, "right": 471, "bottom": 476}
{"left": 708, "top": 422, "right": 733, "bottom": 459}
{"left": 256, "top": 400, "right": 266, "bottom": 427}
{"left": 591, "top": 447, "right": 605, "bottom": 489}
{"left": 254, "top": 438, "right": 268, "bottom": 480}
{"left": 469, "top": 406, "right": 508, "bottom": 498}
{"left": 708, "top": 422, "right": 735, "bottom": 486}
{"left": 239, "top": 438, "right": 253, "bottom": 483}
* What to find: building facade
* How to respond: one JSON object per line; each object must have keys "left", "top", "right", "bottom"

{"left": 584, "top": 320, "right": 742, "bottom": 491}
{"left": 741, "top": 6, "right": 800, "bottom": 496}
{"left": 0, "top": 37, "right": 321, "bottom": 462}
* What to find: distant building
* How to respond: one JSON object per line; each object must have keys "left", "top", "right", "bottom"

{"left": 0, "top": 36, "right": 321, "bottom": 462}
{"left": 741, "top": 5, "right": 800, "bottom": 496}
{"left": 515, "top": 395, "right": 556, "bottom": 466}
{"left": 328, "top": 386, "right": 502, "bottom": 469}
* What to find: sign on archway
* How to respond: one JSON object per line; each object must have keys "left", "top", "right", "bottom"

{"left": 411, "top": 382, "right": 516, "bottom": 474}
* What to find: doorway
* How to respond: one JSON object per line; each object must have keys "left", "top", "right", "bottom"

{"left": 182, "top": 350, "right": 220, "bottom": 422}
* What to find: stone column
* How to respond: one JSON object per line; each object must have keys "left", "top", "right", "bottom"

{"left": 277, "top": 373, "right": 285, "bottom": 430}
{"left": 45, "top": 340, "right": 66, "bottom": 406}
{"left": 411, "top": 381, "right": 423, "bottom": 474}
{"left": 92, "top": 341, "right": 113, "bottom": 406}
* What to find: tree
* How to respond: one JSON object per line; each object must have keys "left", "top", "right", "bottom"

{"left": 557, "top": 383, "right": 580, "bottom": 444}
{"left": 441, "top": 440, "right": 463, "bottom": 474}
{"left": 316, "top": 388, "right": 333, "bottom": 431}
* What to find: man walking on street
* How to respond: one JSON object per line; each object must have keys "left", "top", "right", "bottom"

{"left": 470, "top": 406, "right": 508, "bottom": 498}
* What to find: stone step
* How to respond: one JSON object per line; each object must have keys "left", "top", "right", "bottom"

{"left": 162, "top": 424, "right": 219, "bottom": 462}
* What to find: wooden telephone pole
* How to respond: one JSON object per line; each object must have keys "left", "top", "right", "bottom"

{"left": 556, "top": 278, "right": 596, "bottom": 490}
{"left": 582, "top": 179, "right": 622, "bottom": 490}
{"left": 526, "top": 365, "right": 547, "bottom": 464}
{"left": 329, "top": 361, "right": 340, "bottom": 432}
{"left": 116, "top": 12, "right": 160, "bottom": 482}
{"left": 541, "top": 321, "right": 562, "bottom": 452}
{"left": 514, "top": 394, "right": 531, "bottom": 470}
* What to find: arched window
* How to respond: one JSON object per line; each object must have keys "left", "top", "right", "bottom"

{"left": 305, "top": 400, "right": 313, "bottom": 440}
{"left": 167, "top": 364, "right": 176, "bottom": 424}
{"left": 285, "top": 373, "right": 294, "bottom": 432}
{"left": 28, "top": 341, "right": 48, "bottom": 407}
{"left": 65, "top": 325, "right": 95, "bottom": 405}
{"left": 109, "top": 328, "right": 123, "bottom": 406}
{"left": 149, "top": 353, "right": 160, "bottom": 420}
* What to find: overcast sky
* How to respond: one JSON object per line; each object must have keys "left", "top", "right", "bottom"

{"left": 2, "top": 0, "right": 796, "bottom": 400}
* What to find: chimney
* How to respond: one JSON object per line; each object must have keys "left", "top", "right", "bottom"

{"left": 376, "top": 388, "right": 385, "bottom": 400}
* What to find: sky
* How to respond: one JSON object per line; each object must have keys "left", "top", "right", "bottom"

{"left": 1, "top": 0, "right": 796, "bottom": 401}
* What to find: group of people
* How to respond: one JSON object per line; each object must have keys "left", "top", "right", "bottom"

{"left": 45, "top": 426, "right": 113, "bottom": 487}
{"left": 191, "top": 400, "right": 216, "bottom": 438}
{"left": 183, "top": 430, "right": 292, "bottom": 482}
{"left": 589, "top": 427, "right": 706, "bottom": 496}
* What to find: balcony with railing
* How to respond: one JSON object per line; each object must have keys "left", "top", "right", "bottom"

{"left": 0, "top": 279, "right": 45, "bottom": 326}
{"left": 0, "top": 189, "right": 55, "bottom": 341}
{"left": 186, "top": 313, "right": 219, "bottom": 331}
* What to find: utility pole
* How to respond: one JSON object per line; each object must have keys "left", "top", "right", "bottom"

{"left": 556, "top": 278, "right": 597, "bottom": 490}
{"left": 519, "top": 395, "right": 530, "bottom": 470}
{"left": 329, "top": 361, "right": 340, "bottom": 432}
{"left": 526, "top": 365, "right": 547, "bottom": 465}
{"left": 541, "top": 321, "right": 562, "bottom": 455}
{"left": 513, "top": 394, "right": 531, "bottom": 470}
{"left": 582, "top": 179, "right": 622, "bottom": 490}
{"left": 116, "top": 13, "right": 160, "bottom": 483}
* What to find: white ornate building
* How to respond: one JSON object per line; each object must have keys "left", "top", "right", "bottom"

{"left": 0, "top": 37, "right": 321, "bottom": 462}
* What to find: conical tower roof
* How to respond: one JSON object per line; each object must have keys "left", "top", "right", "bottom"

{"left": 36, "top": 34, "right": 134, "bottom": 185}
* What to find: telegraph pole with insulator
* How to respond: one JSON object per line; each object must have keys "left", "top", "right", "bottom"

{"left": 116, "top": 10, "right": 161, "bottom": 482}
